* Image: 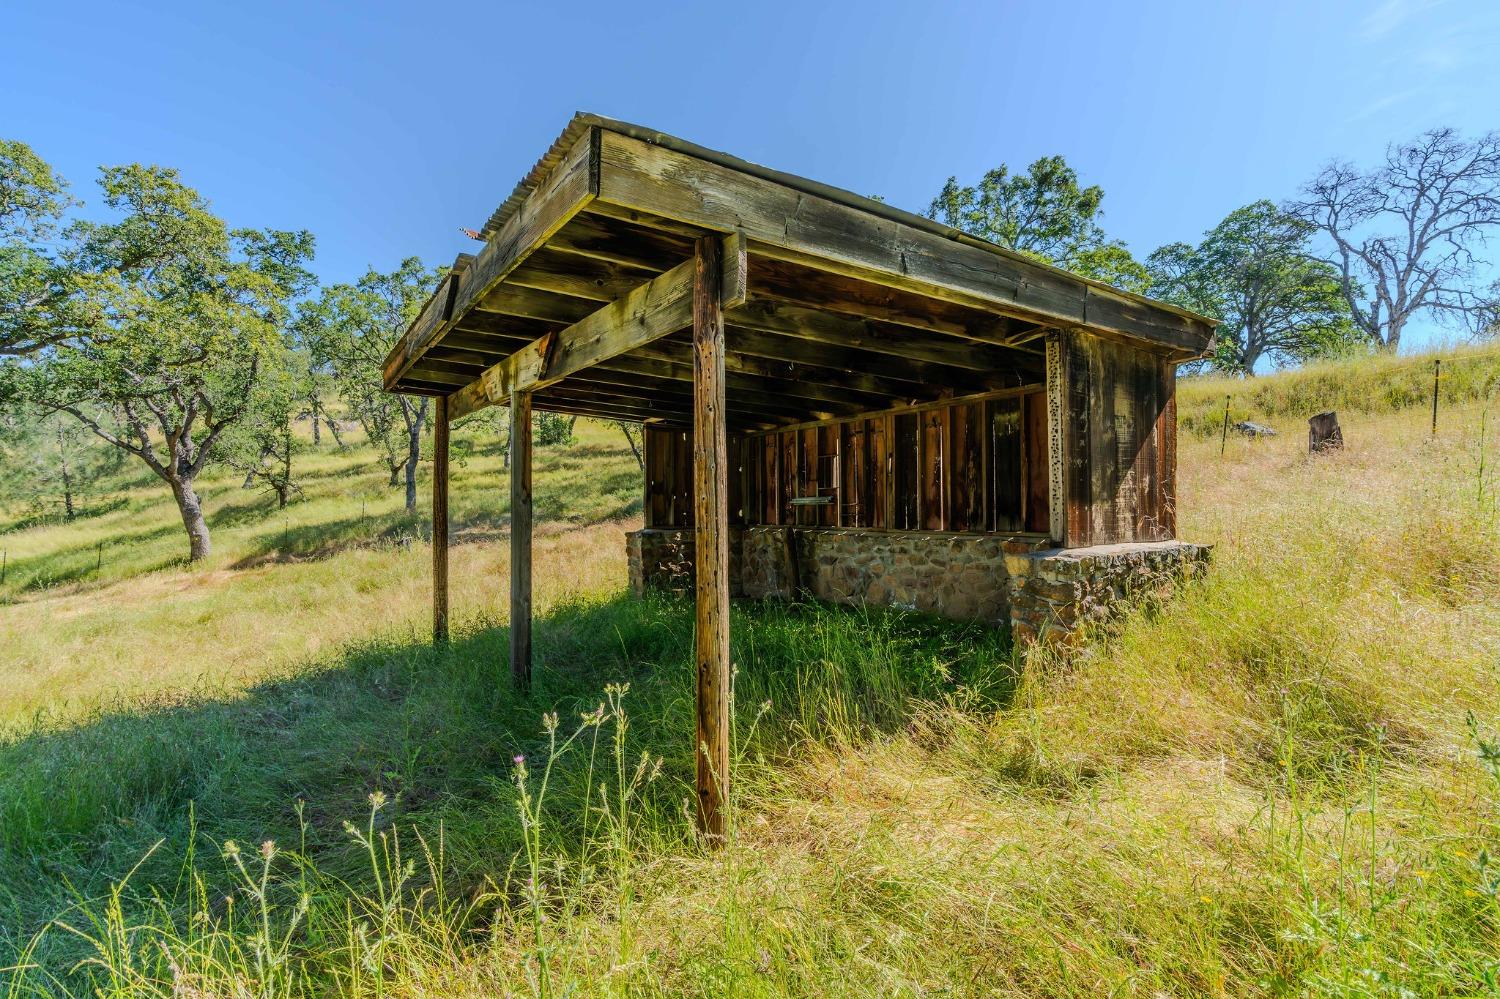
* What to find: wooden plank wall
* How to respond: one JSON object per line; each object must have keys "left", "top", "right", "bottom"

{"left": 1061, "top": 333, "right": 1178, "bottom": 546}
{"left": 641, "top": 391, "right": 1060, "bottom": 535}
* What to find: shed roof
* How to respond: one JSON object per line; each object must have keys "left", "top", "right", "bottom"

{"left": 384, "top": 114, "right": 1216, "bottom": 430}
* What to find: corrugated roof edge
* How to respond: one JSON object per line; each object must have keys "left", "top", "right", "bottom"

{"left": 479, "top": 112, "right": 1218, "bottom": 331}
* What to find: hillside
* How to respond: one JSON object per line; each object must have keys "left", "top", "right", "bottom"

{"left": 2, "top": 345, "right": 1499, "bottom": 997}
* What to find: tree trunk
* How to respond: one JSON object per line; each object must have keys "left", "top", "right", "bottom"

{"left": 404, "top": 401, "right": 427, "bottom": 514}
{"left": 618, "top": 421, "right": 644, "bottom": 471}
{"left": 169, "top": 476, "right": 212, "bottom": 561}
{"left": 309, "top": 397, "right": 322, "bottom": 445}
{"left": 57, "top": 426, "right": 76, "bottom": 521}
{"left": 389, "top": 463, "right": 401, "bottom": 487}
{"left": 325, "top": 416, "right": 345, "bottom": 448}
{"left": 1383, "top": 318, "right": 1403, "bottom": 353}
{"left": 1240, "top": 341, "right": 1262, "bottom": 376}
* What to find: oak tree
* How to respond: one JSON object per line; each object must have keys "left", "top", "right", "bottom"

{"left": 928, "top": 154, "right": 1150, "bottom": 293}
{"left": 1148, "top": 201, "right": 1358, "bottom": 374}
{"left": 21, "top": 164, "right": 314, "bottom": 560}
{"left": 300, "top": 258, "right": 441, "bottom": 512}
{"left": 1294, "top": 128, "right": 1500, "bottom": 351}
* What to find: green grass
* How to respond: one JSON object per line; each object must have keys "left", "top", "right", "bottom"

{"left": 1177, "top": 341, "right": 1500, "bottom": 439}
{"left": 1, "top": 353, "right": 1499, "bottom": 996}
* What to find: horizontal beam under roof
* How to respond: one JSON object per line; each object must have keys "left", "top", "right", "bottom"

{"left": 382, "top": 116, "right": 1216, "bottom": 418}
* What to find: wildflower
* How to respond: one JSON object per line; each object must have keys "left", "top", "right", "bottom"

{"left": 1199, "top": 895, "right": 1213, "bottom": 904}
{"left": 222, "top": 840, "right": 240, "bottom": 858}
{"left": 368, "top": 790, "right": 388, "bottom": 809}
{"left": 542, "top": 711, "right": 559, "bottom": 734}
{"left": 260, "top": 840, "right": 276, "bottom": 861}
{"left": 514, "top": 754, "right": 526, "bottom": 766}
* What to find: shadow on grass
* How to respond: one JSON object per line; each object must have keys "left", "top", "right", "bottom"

{"left": 0, "top": 592, "right": 1016, "bottom": 977}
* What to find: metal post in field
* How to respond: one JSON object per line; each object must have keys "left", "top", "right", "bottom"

{"left": 1431, "top": 359, "right": 1441, "bottom": 436}
{"left": 96, "top": 541, "right": 103, "bottom": 572}
{"left": 1220, "top": 395, "right": 1231, "bottom": 456}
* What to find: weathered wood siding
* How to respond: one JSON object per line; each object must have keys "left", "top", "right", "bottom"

{"left": 1061, "top": 332, "right": 1178, "bottom": 546}
{"left": 642, "top": 389, "right": 1054, "bottom": 535}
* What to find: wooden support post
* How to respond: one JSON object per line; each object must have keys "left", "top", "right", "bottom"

{"left": 1045, "top": 331, "right": 1067, "bottom": 546}
{"left": 433, "top": 395, "right": 450, "bottom": 645}
{"left": 692, "top": 235, "right": 731, "bottom": 843}
{"left": 509, "top": 390, "right": 533, "bottom": 690}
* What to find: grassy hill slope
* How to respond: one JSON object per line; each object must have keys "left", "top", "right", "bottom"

{"left": 2, "top": 346, "right": 1499, "bottom": 997}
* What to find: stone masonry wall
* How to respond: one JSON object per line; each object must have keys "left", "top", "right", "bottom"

{"left": 1004, "top": 540, "right": 1212, "bottom": 646}
{"left": 625, "top": 529, "right": 742, "bottom": 598}
{"left": 627, "top": 527, "right": 1209, "bottom": 646}
{"left": 741, "top": 527, "right": 1050, "bottom": 626}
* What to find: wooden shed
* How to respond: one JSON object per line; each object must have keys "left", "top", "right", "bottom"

{"left": 383, "top": 114, "right": 1216, "bottom": 836}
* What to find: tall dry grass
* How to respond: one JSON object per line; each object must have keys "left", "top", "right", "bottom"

{"left": 1, "top": 353, "right": 1498, "bottom": 996}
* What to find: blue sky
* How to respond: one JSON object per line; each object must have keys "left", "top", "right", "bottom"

{"left": 5, "top": 0, "right": 1498, "bottom": 349}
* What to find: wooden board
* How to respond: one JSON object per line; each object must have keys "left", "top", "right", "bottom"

{"left": 919, "top": 408, "right": 946, "bottom": 530}
{"left": 432, "top": 395, "right": 450, "bottom": 644}
{"left": 1060, "top": 332, "right": 1176, "bottom": 546}
{"left": 949, "top": 403, "right": 984, "bottom": 532}
{"left": 593, "top": 129, "right": 1214, "bottom": 357}
{"left": 510, "top": 390, "right": 533, "bottom": 690}
{"left": 385, "top": 129, "right": 598, "bottom": 390}
{"left": 1022, "top": 391, "right": 1050, "bottom": 534}
{"left": 989, "top": 398, "right": 1024, "bottom": 534}
{"left": 691, "top": 235, "right": 731, "bottom": 843}
{"left": 892, "top": 412, "right": 919, "bottom": 530}
{"left": 449, "top": 233, "right": 746, "bottom": 421}
{"left": 868, "top": 416, "right": 889, "bottom": 530}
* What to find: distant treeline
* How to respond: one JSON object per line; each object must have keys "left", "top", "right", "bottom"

{"left": 1, "top": 128, "right": 1497, "bottom": 559}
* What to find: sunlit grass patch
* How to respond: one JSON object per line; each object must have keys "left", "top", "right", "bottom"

{"left": 1, "top": 357, "right": 1498, "bottom": 996}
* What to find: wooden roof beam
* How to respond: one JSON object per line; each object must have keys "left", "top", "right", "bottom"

{"left": 383, "top": 127, "right": 600, "bottom": 391}
{"left": 447, "top": 233, "right": 747, "bottom": 421}
{"left": 592, "top": 129, "right": 1214, "bottom": 358}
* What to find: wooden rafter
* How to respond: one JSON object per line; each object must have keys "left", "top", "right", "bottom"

{"left": 447, "top": 233, "right": 747, "bottom": 421}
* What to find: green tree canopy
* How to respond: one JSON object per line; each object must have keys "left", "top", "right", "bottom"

{"left": 927, "top": 154, "right": 1149, "bottom": 293}
{"left": 1148, "top": 201, "right": 1360, "bottom": 374}
{"left": 300, "top": 258, "right": 441, "bottom": 512}
{"left": 20, "top": 162, "right": 314, "bottom": 559}
{"left": 0, "top": 139, "right": 89, "bottom": 357}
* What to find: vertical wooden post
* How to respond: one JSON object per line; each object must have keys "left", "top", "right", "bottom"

{"left": 509, "top": 390, "right": 533, "bottom": 690}
{"left": 1431, "top": 359, "right": 1441, "bottom": 436}
{"left": 692, "top": 235, "right": 731, "bottom": 843}
{"left": 433, "top": 395, "right": 450, "bottom": 645}
{"left": 1045, "top": 331, "right": 1067, "bottom": 546}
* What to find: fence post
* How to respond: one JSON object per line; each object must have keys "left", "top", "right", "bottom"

{"left": 96, "top": 541, "right": 103, "bottom": 572}
{"left": 1431, "top": 359, "right": 1441, "bottom": 436}
{"left": 1220, "top": 395, "right": 1231, "bottom": 456}
{"left": 1, "top": 550, "right": 6, "bottom": 586}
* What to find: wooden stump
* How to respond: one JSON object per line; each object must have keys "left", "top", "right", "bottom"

{"left": 1308, "top": 411, "right": 1343, "bottom": 453}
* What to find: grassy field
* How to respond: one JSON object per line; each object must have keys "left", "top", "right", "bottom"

{"left": 1, "top": 347, "right": 1499, "bottom": 997}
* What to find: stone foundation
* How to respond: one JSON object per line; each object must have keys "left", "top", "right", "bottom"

{"left": 626, "top": 528, "right": 1209, "bottom": 645}
{"left": 740, "top": 527, "right": 1050, "bottom": 625}
{"left": 626, "top": 528, "right": 743, "bottom": 598}
{"left": 1004, "top": 541, "right": 1212, "bottom": 646}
